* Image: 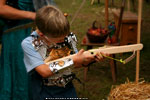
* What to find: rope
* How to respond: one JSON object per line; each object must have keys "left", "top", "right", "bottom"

{"left": 70, "top": 0, "right": 86, "bottom": 25}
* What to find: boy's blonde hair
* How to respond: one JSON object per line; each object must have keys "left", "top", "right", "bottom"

{"left": 35, "top": 5, "right": 70, "bottom": 38}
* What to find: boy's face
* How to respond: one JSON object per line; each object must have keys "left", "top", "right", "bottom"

{"left": 46, "top": 35, "right": 65, "bottom": 44}
{"left": 37, "top": 30, "right": 66, "bottom": 45}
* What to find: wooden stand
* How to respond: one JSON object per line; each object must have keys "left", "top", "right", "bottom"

{"left": 81, "top": 35, "right": 118, "bottom": 82}
{"left": 113, "top": 10, "right": 138, "bottom": 45}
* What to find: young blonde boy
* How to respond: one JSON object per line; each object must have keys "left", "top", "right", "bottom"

{"left": 22, "top": 5, "right": 105, "bottom": 100}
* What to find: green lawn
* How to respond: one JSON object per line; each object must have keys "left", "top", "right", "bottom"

{"left": 54, "top": 0, "right": 150, "bottom": 99}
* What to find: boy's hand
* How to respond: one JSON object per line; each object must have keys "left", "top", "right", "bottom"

{"left": 94, "top": 52, "right": 109, "bottom": 62}
{"left": 73, "top": 49, "right": 109, "bottom": 67}
{"left": 73, "top": 49, "right": 95, "bottom": 67}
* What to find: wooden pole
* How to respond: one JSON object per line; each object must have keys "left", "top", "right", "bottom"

{"left": 105, "top": 0, "right": 109, "bottom": 30}
{"left": 136, "top": 0, "right": 143, "bottom": 83}
{"left": 115, "top": 0, "right": 125, "bottom": 39}
{"left": 127, "top": 0, "right": 130, "bottom": 11}
{"left": 112, "top": 0, "right": 114, "bottom": 6}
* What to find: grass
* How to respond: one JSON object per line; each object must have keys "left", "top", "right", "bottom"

{"left": 54, "top": 0, "right": 150, "bottom": 99}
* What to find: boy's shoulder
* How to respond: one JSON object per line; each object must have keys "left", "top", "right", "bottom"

{"left": 21, "top": 31, "right": 38, "bottom": 49}
{"left": 21, "top": 31, "right": 45, "bottom": 72}
{"left": 21, "top": 34, "right": 32, "bottom": 49}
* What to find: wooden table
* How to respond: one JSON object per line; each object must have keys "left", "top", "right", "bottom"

{"left": 81, "top": 35, "right": 119, "bottom": 83}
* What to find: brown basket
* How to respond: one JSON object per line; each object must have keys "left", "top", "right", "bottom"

{"left": 87, "top": 20, "right": 108, "bottom": 43}
{"left": 87, "top": 31, "right": 108, "bottom": 43}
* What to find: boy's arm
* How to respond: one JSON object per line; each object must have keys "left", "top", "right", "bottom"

{"left": 35, "top": 49, "right": 96, "bottom": 78}
{"left": 35, "top": 64, "right": 54, "bottom": 78}
{"left": 22, "top": 37, "right": 102, "bottom": 78}
{"left": 21, "top": 38, "right": 53, "bottom": 78}
{"left": 33, "top": 50, "right": 95, "bottom": 78}
{"left": 21, "top": 38, "right": 88, "bottom": 78}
